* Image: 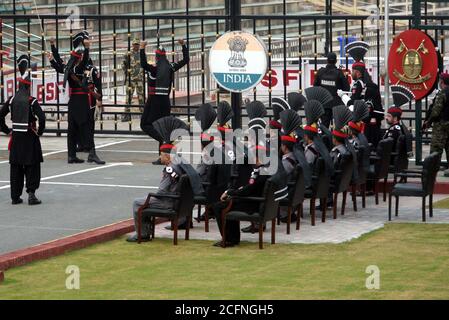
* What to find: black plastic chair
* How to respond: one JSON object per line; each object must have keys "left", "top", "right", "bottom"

{"left": 383, "top": 134, "right": 409, "bottom": 201}
{"left": 305, "top": 157, "right": 331, "bottom": 226}
{"left": 350, "top": 144, "right": 369, "bottom": 211}
{"left": 221, "top": 179, "right": 280, "bottom": 249}
{"left": 367, "top": 138, "right": 394, "bottom": 205}
{"left": 278, "top": 165, "right": 305, "bottom": 234}
{"left": 389, "top": 152, "right": 441, "bottom": 222}
{"left": 330, "top": 153, "right": 354, "bottom": 219}
{"left": 193, "top": 195, "right": 210, "bottom": 232}
{"left": 137, "top": 175, "right": 194, "bottom": 245}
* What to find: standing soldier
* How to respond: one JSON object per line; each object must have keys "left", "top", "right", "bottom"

{"left": 423, "top": 72, "right": 449, "bottom": 177}
{"left": 339, "top": 41, "right": 384, "bottom": 148}
{"left": 122, "top": 38, "right": 145, "bottom": 122}
{"left": 314, "top": 52, "right": 350, "bottom": 128}
{"left": 63, "top": 31, "right": 105, "bottom": 165}
{"left": 139, "top": 39, "right": 189, "bottom": 164}
{"left": 47, "top": 38, "right": 105, "bottom": 164}
{"left": 83, "top": 61, "right": 106, "bottom": 165}
{"left": 0, "top": 56, "right": 46, "bottom": 205}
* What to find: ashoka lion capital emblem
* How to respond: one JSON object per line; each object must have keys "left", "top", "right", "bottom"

{"left": 227, "top": 36, "right": 248, "bottom": 68}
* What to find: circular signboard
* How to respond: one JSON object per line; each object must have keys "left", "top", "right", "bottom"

{"left": 209, "top": 30, "right": 268, "bottom": 93}
{"left": 388, "top": 29, "right": 440, "bottom": 100}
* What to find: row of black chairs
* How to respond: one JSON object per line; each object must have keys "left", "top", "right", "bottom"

{"left": 135, "top": 139, "right": 441, "bottom": 247}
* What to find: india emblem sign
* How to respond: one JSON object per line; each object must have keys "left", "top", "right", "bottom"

{"left": 209, "top": 31, "right": 268, "bottom": 93}
{"left": 388, "top": 29, "right": 440, "bottom": 100}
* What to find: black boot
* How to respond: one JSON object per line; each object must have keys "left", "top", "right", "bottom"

{"left": 68, "top": 157, "right": 85, "bottom": 164}
{"left": 28, "top": 192, "right": 42, "bottom": 205}
{"left": 12, "top": 198, "right": 23, "bottom": 205}
{"left": 87, "top": 150, "right": 106, "bottom": 165}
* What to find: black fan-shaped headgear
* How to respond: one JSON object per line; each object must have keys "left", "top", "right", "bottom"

{"left": 271, "top": 97, "right": 290, "bottom": 120}
{"left": 72, "top": 30, "right": 89, "bottom": 50}
{"left": 351, "top": 100, "right": 369, "bottom": 122}
{"left": 305, "top": 87, "right": 334, "bottom": 109}
{"left": 304, "top": 100, "right": 324, "bottom": 125}
{"left": 195, "top": 103, "right": 217, "bottom": 132}
{"left": 217, "top": 101, "right": 233, "bottom": 127}
{"left": 280, "top": 109, "right": 302, "bottom": 136}
{"left": 333, "top": 105, "right": 352, "bottom": 131}
{"left": 247, "top": 100, "right": 267, "bottom": 131}
{"left": 391, "top": 85, "right": 414, "bottom": 108}
{"left": 287, "top": 92, "right": 306, "bottom": 111}
{"left": 17, "top": 54, "right": 29, "bottom": 76}
{"left": 153, "top": 116, "right": 189, "bottom": 152}
{"left": 345, "top": 41, "right": 369, "bottom": 62}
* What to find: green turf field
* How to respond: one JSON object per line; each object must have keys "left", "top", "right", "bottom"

{"left": 1, "top": 223, "right": 449, "bottom": 299}
{"left": 434, "top": 197, "right": 449, "bottom": 209}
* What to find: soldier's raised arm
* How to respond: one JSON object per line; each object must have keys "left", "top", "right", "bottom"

{"left": 139, "top": 41, "right": 157, "bottom": 75}
{"left": 171, "top": 39, "right": 189, "bottom": 72}
{"left": 0, "top": 98, "right": 12, "bottom": 135}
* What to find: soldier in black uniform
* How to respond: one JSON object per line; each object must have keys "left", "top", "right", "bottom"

{"left": 211, "top": 142, "right": 271, "bottom": 247}
{"left": 383, "top": 85, "right": 415, "bottom": 152}
{"left": 348, "top": 100, "right": 370, "bottom": 174}
{"left": 278, "top": 109, "right": 311, "bottom": 223}
{"left": 339, "top": 41, "right": 384, "bottom": 148}
{"left": 47, "top": 35, "right": 104, "bottom": 164}
{"left": 302, "top": 100, "right": 333, "bottom": 171}
{"left": 126, "top": 116, "right": 202, "bottom": 242}
{"left": 0, "top": 57, "right": 45, "bottom": 205}
{"left": 330, "top": 106, "right": 352, "bottom": 167}
{"left": 63, "top": 32, "right": 104, "bottom": 164}
{"left": 140, "top": 39, "right": 189, "bottom": 165}
{"left": 314, "top": 52, "right": 350, "bottom": 127}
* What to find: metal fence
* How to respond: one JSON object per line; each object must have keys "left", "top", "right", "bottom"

{"left": 1, "top": 0, "right": 448, "bottom": 162}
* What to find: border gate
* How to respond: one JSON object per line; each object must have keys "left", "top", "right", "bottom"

{"left": 1, "top": 0, "right": 448, "bottom": 164}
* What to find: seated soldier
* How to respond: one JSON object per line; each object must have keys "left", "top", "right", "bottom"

{"left": 127, "top": 147, "right": 183, "bottom": 242}
{"left": 278, "top": 109, "right": 304, "bottom": 222}
{"left": 383, "top": 85, "right": 415, "bottom": 152}
{"left": 127, "top": 117, "right": 201, "bottom": 242}
{"left": 211, "top": 143, "right": 270, "bottom": 247}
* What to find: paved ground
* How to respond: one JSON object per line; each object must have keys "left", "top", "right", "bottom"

{"left": 155, "top": 194, "right": 449, "bottom": 245}
{"left": 0, "top": 136, "right": 164, "bottom": 254}
{"left": 1, "top": 133, "right": 448, "bottom": 254}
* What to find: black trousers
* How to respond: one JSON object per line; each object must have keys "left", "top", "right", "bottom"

{"left": 68, "top": 118, "right": 94, "bottom": 158}
{"left": 212, "top": 200, "right": 259, "bottom": 245}
{"left": 365, "top": 123, "right": 381, "bottom": 150}
{"left": 140, "top": 95, "right": 171, "bottom": 152}
{"left": 10, "top": 163, "right": 41, "bottom": 200}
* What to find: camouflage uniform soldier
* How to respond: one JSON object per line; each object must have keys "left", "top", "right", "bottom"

{"left": 122, "top": 38, "right": 145, "bottom": 122}
{"left": 423, "top": 72, "right": 449, "bottom": 177}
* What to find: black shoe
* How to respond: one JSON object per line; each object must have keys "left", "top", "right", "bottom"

{"left": 12, "top": 198, "right": 23, "bottom": 205}
{"left": 126, "top": 233, "right": 151, "bottom": 242}
{"left": 152, "top": 159, "right": 163, "bottom": 165}
{"left": 241, "top": 224, "right": 266, "bottom": 233}
{"left": 28, "top": 193, "right": 42, "bottom": 205}
{"left": 213, "top": 240, "right": 235, "bottom": 247}
{"left": 280, "top": 213, "right": 297, "bottom": 223}
{"left": 165, "top": 221, "right": 193, "bottom": 230}
{"left": 87, "top": 153, "right": 106, "bottom": 165}
{"left": 68, "top": 157, "right": 85, "bottom": 164}
{"left": 194, "top": 214, "right": 215, "bottom": 222}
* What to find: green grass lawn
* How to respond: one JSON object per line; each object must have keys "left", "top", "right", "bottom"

{"left": 434, "top": 197, "right": 449, "bottom": 209}
{"left": 1, "top": 223, "right": 449, "bottom": 300}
